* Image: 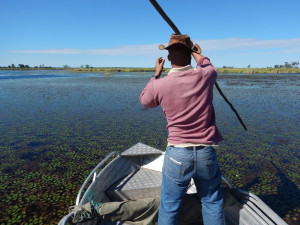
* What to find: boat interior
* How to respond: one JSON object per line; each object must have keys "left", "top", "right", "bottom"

{"left": 59, "top": 143, "right": 287, "bottom": 225}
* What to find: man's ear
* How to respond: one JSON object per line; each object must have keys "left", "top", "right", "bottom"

{"left": 167, "top": 54, "right": 171, "bottom": 61}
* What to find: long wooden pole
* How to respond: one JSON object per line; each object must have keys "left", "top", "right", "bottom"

{"left": 149, "top": 0, "right": 247, "bottom": 130}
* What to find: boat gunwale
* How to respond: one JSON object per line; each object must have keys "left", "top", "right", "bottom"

{"left": 76, "top": 151, "right": 119, "bottom": 205}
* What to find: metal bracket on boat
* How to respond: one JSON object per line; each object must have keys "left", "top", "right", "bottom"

{"left": 75, "top": 151, "right": 120, "bottom": 205}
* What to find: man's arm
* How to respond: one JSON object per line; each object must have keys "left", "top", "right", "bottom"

{"left": 139, "top": 57, "right": 164, "bottom": 108}
{"left": 139, "top": 79, "right": 159, "bottom": 108}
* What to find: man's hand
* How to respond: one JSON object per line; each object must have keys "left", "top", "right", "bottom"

{"left": 188, "top": 36, "right": 204, "bottom": 62}
{"left": 155, "top": 57, "right": 165, "bottom": 78}
{"left": 191, "top": 44, "right": 204, "bottom": 63}
{"left": 192, "top": 44, "right": 202, "bottom": 54}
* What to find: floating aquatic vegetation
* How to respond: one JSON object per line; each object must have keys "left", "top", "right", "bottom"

{"left": 0, "top": 72, "right": 299, "bottom": 224}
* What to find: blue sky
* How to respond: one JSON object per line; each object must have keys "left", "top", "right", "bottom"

{"left": 1, "top": 0, "right": 300, "bottom": 68}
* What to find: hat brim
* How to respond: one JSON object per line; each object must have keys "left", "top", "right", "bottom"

{"left": 158, "top": 43, "right": 196, "bottom": 53}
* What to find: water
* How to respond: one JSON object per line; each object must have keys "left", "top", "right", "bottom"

{"left": 0, "top": 70, "right": 299, "bottom": 224}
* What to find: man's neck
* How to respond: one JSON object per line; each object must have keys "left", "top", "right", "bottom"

{"left": 168, "top": 64, "right": 193, "bottom": 74}
{"left": 171, "top": 63, "right": 190, "bottom": 68}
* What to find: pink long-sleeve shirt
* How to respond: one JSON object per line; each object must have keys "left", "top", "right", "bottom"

{"left": 139, "top": 57, "right": 223, "bottom": 145}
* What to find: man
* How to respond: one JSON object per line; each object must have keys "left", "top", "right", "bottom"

{"left": 139, "top": 34, "right": 225, "bottom": 225}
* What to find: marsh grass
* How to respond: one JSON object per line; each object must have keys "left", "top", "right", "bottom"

{"left": 1, "top": 67, "right": 299, "bottom": 74}
{"left": 217, "top": 67, "right": 300, "bottom": 74}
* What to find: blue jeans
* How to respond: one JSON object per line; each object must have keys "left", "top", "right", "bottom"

{"left": 158, "top": 146, "right": 225, "bottom": 225}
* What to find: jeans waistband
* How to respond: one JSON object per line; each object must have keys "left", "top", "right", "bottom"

{"left": 169, "top": 146, "right": 206, "bottom": 150}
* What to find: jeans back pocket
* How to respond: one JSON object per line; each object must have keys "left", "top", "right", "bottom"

{"left": 164, "top": 155, "right": 186, "bottom": 180}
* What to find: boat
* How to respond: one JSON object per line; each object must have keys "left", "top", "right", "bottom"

{"left": 58, "top": 142, "right": 288, "bottom": 225}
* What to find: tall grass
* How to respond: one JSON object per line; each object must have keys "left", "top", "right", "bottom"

{"left": 217, "top": 67, "right": 300, "bottom": 74}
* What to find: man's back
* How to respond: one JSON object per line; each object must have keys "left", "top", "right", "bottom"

{"left": 140, "top": 57, "right": 223, "bottom": 145}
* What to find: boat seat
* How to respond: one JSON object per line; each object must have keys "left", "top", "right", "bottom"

{"left": 106, "top": 168, "right": 162, "bottom": 201}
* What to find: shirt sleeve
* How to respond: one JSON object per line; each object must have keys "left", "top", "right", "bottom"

{"left": 197, "top": 57, "right": 212, "bottom": 67}
{"left": 197, "top": 57, "right": 218, "bottom": 77}
{"left": 139, "top": 77, "right": 160, "bottom": 108}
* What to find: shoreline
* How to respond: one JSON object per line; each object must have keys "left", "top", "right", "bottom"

{"left": 0, "top": 67, "right": 300, "bottom": 74}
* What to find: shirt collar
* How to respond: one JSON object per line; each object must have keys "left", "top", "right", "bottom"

{"left": 168, "top": 65, "right": 193, "bottom": 74}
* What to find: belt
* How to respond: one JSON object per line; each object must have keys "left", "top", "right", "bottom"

{"left": 186, "top": 146, "right": 206, "bottom": 150}
{"left": 169, "top": 146, "right": 206, "bottom": 150}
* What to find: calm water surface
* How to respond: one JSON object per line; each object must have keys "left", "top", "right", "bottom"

{"left": 0, "top": 70, "right": 299, "bottom": 224}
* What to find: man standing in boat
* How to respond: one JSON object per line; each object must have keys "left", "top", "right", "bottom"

{"left": 140, "top": 34, "right": 225, "bottom": 225}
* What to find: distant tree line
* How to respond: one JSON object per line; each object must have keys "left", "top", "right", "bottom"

{"left": 1, "top": 62, "right": 299, "bottom": 71}
{"left": 0, "top": 64, "right": 53, "bottom": 69}
{"left": 221, "top": 61, "right": 299, "bottom": 69}
{"left": 274, "top": 61, "right": 299, "bottom": 68}
{"left": 0, "top": 64, "right": 95, "bottom": 69}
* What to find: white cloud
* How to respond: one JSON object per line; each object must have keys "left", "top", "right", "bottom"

{"left": 12, "top": 44, "right": 161, "bottom": 56}
{"left": 197, "top": 38, "right": 300, "bottom": 53}
{"left": 11, "top": 38, "right": 300, "bottom": 56}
